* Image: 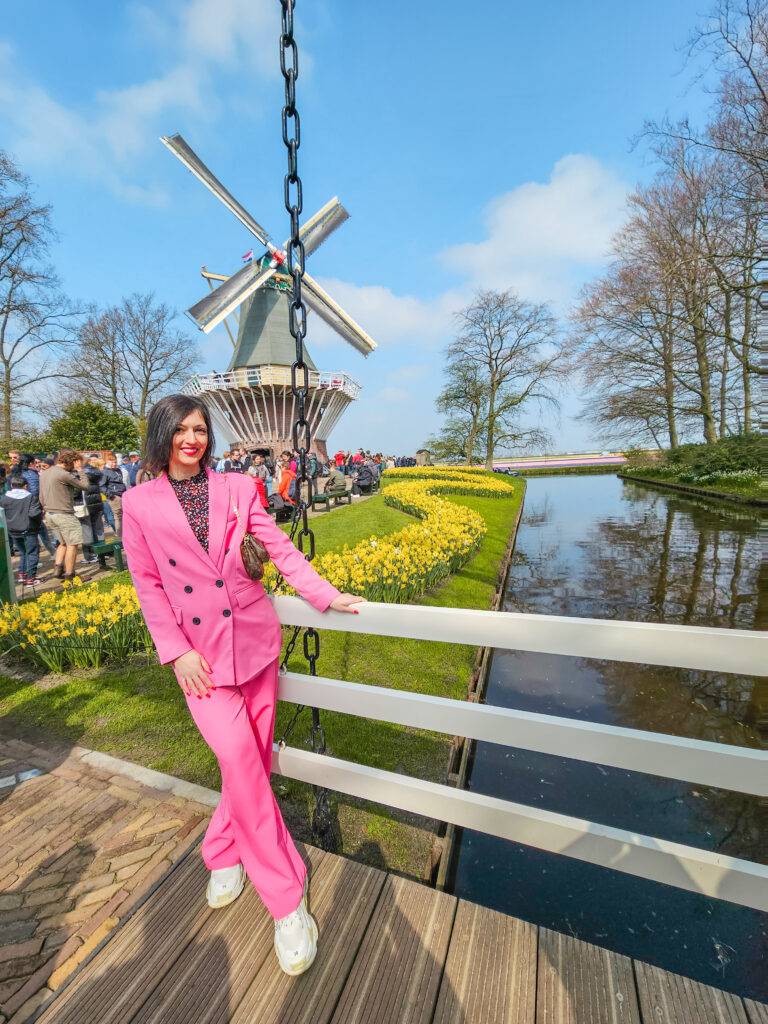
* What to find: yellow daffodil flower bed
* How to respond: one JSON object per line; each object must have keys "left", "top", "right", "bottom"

{"left": 261, "top": 466, "right": 517, "bottom": 602}
{"left": 383, "top": 465, "right": 492, "bottom": 479}
{"left": 0, "top": 578, "right": 153, "bottom": 673}
{"left": 0, "top": 468, "right": 516, "bottom": 669}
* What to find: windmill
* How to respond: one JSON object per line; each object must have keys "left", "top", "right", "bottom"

{"left": 160, "top": 133, "right": 377, "bottom": 461}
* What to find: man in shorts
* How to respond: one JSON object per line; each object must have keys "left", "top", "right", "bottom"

{"left": 39, "top": 449, "right": 89, "bottom": 581}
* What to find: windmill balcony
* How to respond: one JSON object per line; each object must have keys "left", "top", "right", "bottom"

{"left": 183, "top": 366, "right": 362, "bottom": 457}
{"left": 186, "top": 366, "right": 362, "bottom": 401}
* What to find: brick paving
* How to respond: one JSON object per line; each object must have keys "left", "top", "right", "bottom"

{"left": 0, "top": 735, "right": 213, "bottom": 1024}
{"left": 11, "top": 537, "right": 115, "bottom": 601}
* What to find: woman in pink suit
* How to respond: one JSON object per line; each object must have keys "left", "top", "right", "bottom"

{"left": 121, "top": 394, "right": 362, "bottom": 977}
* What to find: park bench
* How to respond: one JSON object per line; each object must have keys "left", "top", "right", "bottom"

{"left": 92, "top": 540, "right": 125, "bottom": 571}
{"left": 311, "top": 488, "right": 351, "bottom": 511}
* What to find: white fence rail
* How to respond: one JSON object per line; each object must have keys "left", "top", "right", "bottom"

{"left": 270, "top": 597, "right": 768, "bottom": 912}
{"left": 273, "top": 597, "right": 764, "bottom": 675}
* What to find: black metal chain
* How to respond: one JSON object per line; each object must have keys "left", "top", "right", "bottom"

{"left": 276, "top": 0, "right": 335, "bottom": 850}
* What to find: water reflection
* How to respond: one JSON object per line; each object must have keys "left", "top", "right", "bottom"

{"left": 449, "top": 474, "right": 768, "bottom": 1000}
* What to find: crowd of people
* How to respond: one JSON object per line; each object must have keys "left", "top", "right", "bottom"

{"left": 0, "top": 449, "right": 140, "bottom": 585}
{"left": 0, "top": 445, "right": 409, "bottom": 588}
{"left": 212, "top": 447, "right": 395, "bottom": 505}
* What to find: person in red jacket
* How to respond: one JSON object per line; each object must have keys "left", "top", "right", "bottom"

{"left": 254, "top": 475, "right": 268, "bottom": 509}
{"left": 276, "top": 455, "right": 296, "bottom": 505}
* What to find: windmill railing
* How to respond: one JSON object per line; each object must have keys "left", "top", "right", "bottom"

{"left": 186, "top": 367, "right": 362, "bottom": 401}
{"left": 270, "top": 595, "right": 768, "bottom": 913}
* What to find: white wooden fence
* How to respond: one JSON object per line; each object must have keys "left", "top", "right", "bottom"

{"left": 270, "top": 596, "right": 768, "bottom": 913}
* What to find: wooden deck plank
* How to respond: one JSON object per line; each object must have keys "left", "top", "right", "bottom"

{"left": 34, "top": 839, "right": 768, "bottom": 1024}
{"left": 36, "top": 849, "right": 209, "bottom": 1024}
{"left": 229, "top": 846, "right": 387, "bottom": 1024}
{"left": 537, "top": 927, "right": 641, "bottom": 1024}
{"left": 634, "top": 960, "right": 749, "bottom": 1024}
{"left": 432, "top": 897, "right": 537, "bottom": 1024}
{"left": 328, "top": 873, "right": 456, "bottom": 1024}
{"left": 745, "top": 1000, "right": 768, "bottom": 1024}
{"left": 130, "top": 882, "right": 273, "bottom": 1024}
{"left": 130, "top": 843, "right": 331, "bottom": 1024}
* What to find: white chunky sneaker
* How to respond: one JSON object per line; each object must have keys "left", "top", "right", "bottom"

{"left": 274, "top": 874, "right": 318, "bottom": 976}
{"left": 206, "top": 863, "right": 245, "bottom": 909}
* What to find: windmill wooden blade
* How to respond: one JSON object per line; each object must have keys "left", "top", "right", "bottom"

{"left": 302, "top": 273, "right": 377, "bottom": 356}
{"left": 161, "top": 134, "right": 272, "bottom": 246}
{"left": 189, "top": 260, "right": 277, "bottom": 334}
{"left": 295, "top": 198, "right": 349, "bottom": 258}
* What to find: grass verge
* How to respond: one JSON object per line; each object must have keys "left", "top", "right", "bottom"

{"left": 619, "top": 470, "right": 767, "bottom": 505}
{"left": 0, "top": 482, "right": 525, "bottom": 879}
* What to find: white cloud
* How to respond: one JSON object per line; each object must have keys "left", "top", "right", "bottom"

{"left": 180, "top": 0, "right": 277, "bottom": 74}
{"left": 441, "top": 154, "right": 627, "bottom": 304}
{"left": 0, "top": 0, "right": 281, "bottom": 202}
{"left": 304, "top": 156, "right": 628, "bottom": 359}
{"left": 310, "top": 277, "right": 466, "bottom": 352}
{"left": 386, "top": 364, "right": 429, "bottom": 384}
{"left": 376, "top": 387, "right": 410, "bottom": 403}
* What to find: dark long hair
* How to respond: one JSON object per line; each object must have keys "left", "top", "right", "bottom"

{"left": 143, "top": 395, "right": 215, "bottom": 476}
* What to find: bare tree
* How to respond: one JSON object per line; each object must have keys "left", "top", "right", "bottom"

{"left": 643, "top": 1, "right": 767, "bottom": 200}
{"left": 434, "top": 359, "right": 487, "bottom": 464}
{"left": 0, "top": 152, "right": 78, "bottom": 442}
{"left": 574, "top": 257, "right": 684, "bottom": 448}
{"left": 576, "top": 152, "right": 759, "bottom": 446}
{"left": 77, "top": 307, "right": 124, "bottom": 414}
{"left": 75, "top": 293, "right": 200, "bottom": 428}
{"left": 577, "top": 2, "right": 763, "bottom": 448}
{"left": 447, "top": 290, "right": 565, "bottom": 469}
{"left": 425, "top": 415, "right": 484, "bottom": 464}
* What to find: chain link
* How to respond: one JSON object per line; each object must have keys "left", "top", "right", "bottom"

{"left": 276, "top": 2, "right": 327, "bottom": 799}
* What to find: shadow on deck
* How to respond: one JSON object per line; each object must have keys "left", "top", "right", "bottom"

{"left": 35, "top": 840, "right": 768, "bottom": 1024}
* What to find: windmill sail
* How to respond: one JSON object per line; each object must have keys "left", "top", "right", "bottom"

{"left": 162, "top": 131, "right": 376, "bottom": 460}
{"left": 302, "top": 273, "right": 377, "bottom": 356}
{"left": 297, "top": 198, "right": 350, "bottom": 258}
{"left": 161, "top": 134, "right": 272, "bottom": 246}
{"left": 188, "top": 261, "right": 277, "bottom": 333}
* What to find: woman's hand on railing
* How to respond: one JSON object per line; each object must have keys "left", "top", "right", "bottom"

{"left": 329, "top": 593, "right": 365, "bottom": 615}
{"left": 173, "top": 650, "right": 215, "bottom": 698}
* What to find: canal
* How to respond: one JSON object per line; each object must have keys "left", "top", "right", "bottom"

{"left": 448, "top": 473, "right": 767, "bottom": 1000}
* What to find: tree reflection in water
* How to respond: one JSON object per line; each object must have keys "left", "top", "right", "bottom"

{"left": 450, "top": 473, "right": 767, "bottom": 999}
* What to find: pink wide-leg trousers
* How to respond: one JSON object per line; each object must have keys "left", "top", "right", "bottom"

{"left": 183, "top": 657, "right": 307, "bottom": 919}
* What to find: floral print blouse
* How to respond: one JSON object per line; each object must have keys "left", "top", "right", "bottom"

{"left": 168, "top": 467, "right": 209, "bottom": 552}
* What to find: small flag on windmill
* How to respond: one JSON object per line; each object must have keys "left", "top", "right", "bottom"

{"left": 242, "top": 249, "right": 254, "bottom": 263}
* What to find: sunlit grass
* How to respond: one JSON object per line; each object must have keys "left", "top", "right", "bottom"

{"left": 0, "top": 481, "right": 524, "bottom": 877}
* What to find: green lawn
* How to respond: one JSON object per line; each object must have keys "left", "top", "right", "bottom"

{"left": 0, "top": 480, "right": 525, "bottom": 878}
{"left": 277, "top": 490, "right": 413, "bottom": 554}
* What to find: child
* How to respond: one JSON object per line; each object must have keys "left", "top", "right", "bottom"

{"left": 0, "top": 474, "right": 43, "bottom": 584}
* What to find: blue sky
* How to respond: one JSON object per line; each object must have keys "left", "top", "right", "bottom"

{"left": 1, "top": 1, "right": 714, "bottom": 455}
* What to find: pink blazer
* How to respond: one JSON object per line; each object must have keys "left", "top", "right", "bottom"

{"left": 121, "top": 467, "right": 340, "bottom": 685}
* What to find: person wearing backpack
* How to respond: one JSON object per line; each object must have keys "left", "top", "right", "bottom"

{"left": 100, "top": 456, "right": 127, "bottom": 537}
{"left": 0, "top": 474, "right": 43, "bottom": 585}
